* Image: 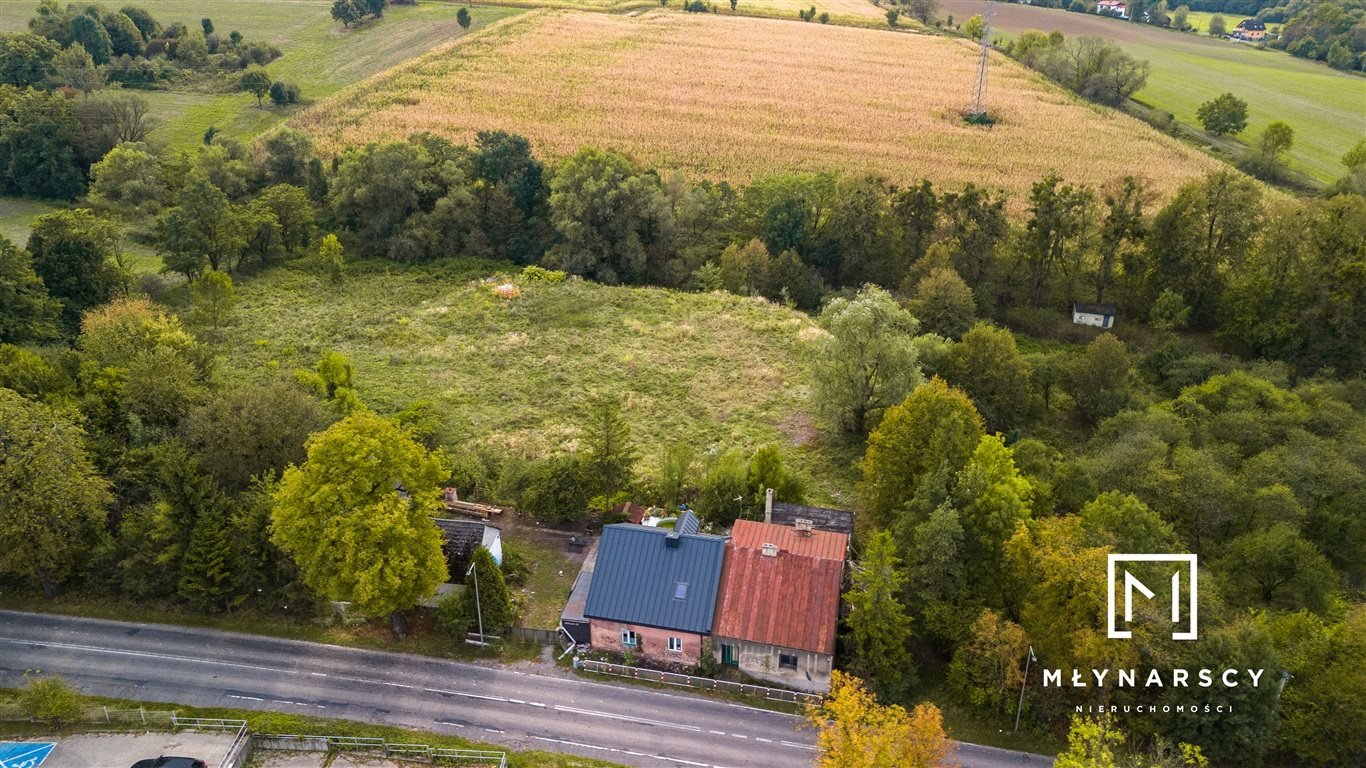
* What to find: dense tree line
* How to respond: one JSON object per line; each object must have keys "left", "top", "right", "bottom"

{"left": 810, "top": 285, "right": 1365, "bottom": 764}
{"left": 1263, "top": 0, "right": 1365, "bottom": 69}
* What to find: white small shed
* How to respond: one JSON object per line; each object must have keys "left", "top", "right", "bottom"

{"left": 1072, "top": 302, "right": 1116, "bottom": 329}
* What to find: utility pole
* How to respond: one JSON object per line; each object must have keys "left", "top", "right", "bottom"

{"left": 968, "top": 0, "right": 996, "bottom": 121}
{"left": 472, "top": 560, "right": 485, "bottom": 645}
{"left": 1015, "top": 645, "right": 1036, "bottom": 732}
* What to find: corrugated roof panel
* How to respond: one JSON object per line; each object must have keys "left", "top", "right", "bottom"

{"left": 583, "top": 524, "right": 727, "bottom": 634}
{"left": 732, "top": 520, "right": 848, "bottom": 560}
{"left": 713, "top": 545, "right": 844, "bottom": 655}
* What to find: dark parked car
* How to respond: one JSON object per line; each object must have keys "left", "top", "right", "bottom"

{"left": 130, "top": 758, "right": 208, "bottom": 768}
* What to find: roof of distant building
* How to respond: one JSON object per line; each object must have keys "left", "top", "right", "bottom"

{"left": 770, "top": 502, "right": 855, "bottom": 535}
{"left": 1072, "top": 302, "right": 1117, "bottom": 316}
{"left": 614, "top": 501, "right": 650, "bottom": 525}
{"left": 583, "top": 523, "right": 727, "bottom": 634}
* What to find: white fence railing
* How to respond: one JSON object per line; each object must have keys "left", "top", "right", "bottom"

{"left": 253, "top": 734, "right": 507, "bottom": 766}
{"left": 575, "top": 659, "right": 823, "bottom": 704}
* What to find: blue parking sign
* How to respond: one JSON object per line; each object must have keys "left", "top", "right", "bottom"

{"left": 0, "top": 742, "right": 56, "bottom": 768}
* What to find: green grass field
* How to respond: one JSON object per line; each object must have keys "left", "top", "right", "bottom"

{"left": 0, "top": 196, "right": 56, "bottom": 247}
{"left": 1183, "top": 10, "right": 1252, "bottom": 34}
{"left": 201, "top": 257, "right": 851, "bottom": 501}
{"left": 0, "top": 0, "right": 523, "bottom": 151}
{"left": 940, "top": 0, "right": 1366, "bottom": 184}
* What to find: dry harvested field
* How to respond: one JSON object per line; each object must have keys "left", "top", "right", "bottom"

{"left": 293, "top": 10, "right": 1228, "bottom": 205}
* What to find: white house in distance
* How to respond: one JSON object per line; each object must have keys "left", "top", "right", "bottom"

{"left": 1096, "top": 0, "right": 1128, "bottom": 18}
{"left": 1072, "top": 302, "right": 1116, "bottom": 329}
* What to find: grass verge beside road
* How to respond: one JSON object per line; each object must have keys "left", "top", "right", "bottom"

{"left": 0, "top": 688, "right": 626, "bottom": 768}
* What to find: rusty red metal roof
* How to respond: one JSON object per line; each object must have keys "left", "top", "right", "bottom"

{"left": 713, "top": 527, "right": 846, "bottom": 655}
{"left": 730, "top": 520, "right": 848, "bottom": 560}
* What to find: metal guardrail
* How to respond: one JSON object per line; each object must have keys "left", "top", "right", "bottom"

{"left": 253, "top": 733, "right": 508, "bottom": 767}
{"left": 575, "top": 659, "right": 823, "bottom": 704}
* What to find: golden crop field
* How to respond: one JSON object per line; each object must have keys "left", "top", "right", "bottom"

{"left": 292, "top": 10, "right": 1228, "bottom": 206}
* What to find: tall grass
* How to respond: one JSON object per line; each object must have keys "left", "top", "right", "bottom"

{"left": 210, "top": 259, "right": 854, "bottom": 501}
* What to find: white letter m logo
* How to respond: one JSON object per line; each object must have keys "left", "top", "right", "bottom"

{"left": 1107, "top": 554, "right": 1198, "bottom": 640}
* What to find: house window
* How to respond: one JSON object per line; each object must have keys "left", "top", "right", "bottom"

{"left": 667, "top": 637, "right": 683, "bottom": 653}
{"left": 621, "top": 629, "right": 638, "bottom": 648}
{"left": 778, "top": 652, "right": 798, "bottom": 671}
{"left": 674, "top": 582, "right": 688, "bottom": 600}
{"left": 721, "top": 644, "right": 738, "bottom": 667}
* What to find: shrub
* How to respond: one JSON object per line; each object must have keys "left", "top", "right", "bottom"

{"left": 521, "top": 264, "right": 567, "bottom": 282}
{"left": 21, "top": 675, "right": 83, "bottom": 723}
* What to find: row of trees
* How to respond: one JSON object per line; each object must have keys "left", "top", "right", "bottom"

{"left": 1265, "top": 0, "right": 1364, "bottom": 70}
{"left": 5, "top": 119, "right": 1363, "bottom": 378}
{"left": 15, "top": 2, "right": 282, "bottom": 86}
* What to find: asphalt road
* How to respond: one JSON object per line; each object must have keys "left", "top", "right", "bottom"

{"left": 0, "top": 611, "right": 1054, "bottom": 768}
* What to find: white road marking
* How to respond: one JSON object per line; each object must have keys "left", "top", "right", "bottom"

{"left": 554, "top": 704, "right": 703, "bottom": 732}
{"left": 0, "top": 634, "right": 821, "bottom": 761}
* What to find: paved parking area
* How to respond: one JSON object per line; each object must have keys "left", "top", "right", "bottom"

{"left": 3, "top": 732, "right": 237, "bottom": 768}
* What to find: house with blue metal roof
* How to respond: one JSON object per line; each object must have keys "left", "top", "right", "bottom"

{"left": 582, "top": 511, "right": 726, "bottom": 665}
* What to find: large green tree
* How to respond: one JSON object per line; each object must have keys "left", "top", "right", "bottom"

{"left": 546, "top": 147, "right": 668, "bottom": 284}
{"left": 810, "top": 284, "right": 923, "bottom": 436}
{"left": 0, "top": 86, "right": 83, "bottom": 198}
{"left": 1144, "top": 171, "right": 1261, "bottom": 327}
{"left": 861, "top": 378, "right": 984, "bottom": 528}
{"left": 844, "top": 531, "right": 915, "bottom": 701}
{"left": 1195, "top": 93, "right": 1248, "bottom": 136}
{"left": 940, "top": 322, "right": 1032, "bottom": 433}
{"left": 184, "top": 379, "right": 334, "bottom": 494}
{"left": 26, "top": 209, "right": 123, "bottom": 331}
{"left": 582, "top": 395, "right": 637, "bottom": 514}
{"left": 0, "top": 236, "right": 59, "bottom": 344}
{"left": 0, "top": 388, "right": 111, "bottom": 595}
{"left": 0, "top": 32, "right": 61, "bottom": 87}
{"left": 272, "top": 410, "right": 449, "bottom": 619}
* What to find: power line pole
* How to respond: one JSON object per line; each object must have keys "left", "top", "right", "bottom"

{"left": 1015, "top": 645, "right": 1036, "bottom": 732}
{"left": 473, "top": 560, "right": 485, "bottom": 645}
{"left": 969, "top": 0, "right": 996, "bottom": 121}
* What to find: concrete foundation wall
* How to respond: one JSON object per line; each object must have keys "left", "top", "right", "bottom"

{"left": 713, "top": 637, "right": 832, "bottom": 694}
{"left": 589, "top": 618, "right": 704, "bottom": 666}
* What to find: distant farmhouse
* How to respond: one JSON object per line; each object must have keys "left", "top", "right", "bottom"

{"left": 581, "top": 512, "right": 726, "bottom": 666}
{"left": 712, "top": 519, "right": 848, "bottom": 693}
{"left": 1230, "top": 18, "right": 1267, "bottom": 41}
{"left": 1072, "top": 302, "right": 1116, "bottom": 329}
{"left": 1096, "top": 0, "right": 1128, "bottom": 19}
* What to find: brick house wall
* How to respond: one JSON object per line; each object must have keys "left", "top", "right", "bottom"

{"left": 589, "top": 618, "right": 704, "bottom": 667}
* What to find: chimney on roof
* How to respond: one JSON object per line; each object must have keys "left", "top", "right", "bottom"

{"left": 764, "top": 488, "right": 774, "bottom": 524}
{"left": 760, "top": 542, "right": 778, "bottom": 557}
{"left": 793, "top": 518, "right": 814, "bottom": 536}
